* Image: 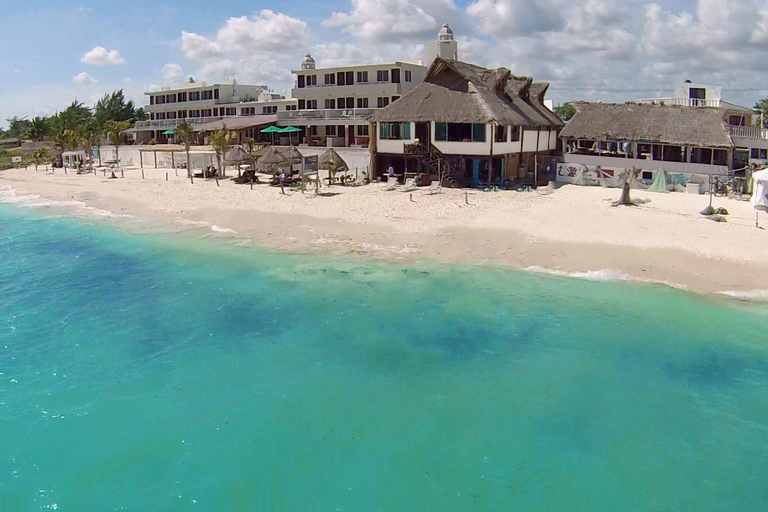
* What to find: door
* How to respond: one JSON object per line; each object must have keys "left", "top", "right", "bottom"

{"left": 415, "top": 122, "right": 430, "bottom": 145}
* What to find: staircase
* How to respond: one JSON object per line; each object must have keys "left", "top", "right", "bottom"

{"left": 404, "top": 141, "right": 461, "bottom": 187}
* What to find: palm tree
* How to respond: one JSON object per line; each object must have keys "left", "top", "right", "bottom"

{"left": 25, "top": 116, "right": 50, "bottom": 141}
{"left": 104, "top": 120, "right": 132, "bottom": 168}
{"left": 210, "top": 124, "right": 235, "bottom": 178}
{"left": 83, "top": 120, "right": 103, "bottom": 166}
{"left": 176, "top": 121, "right": 196, "bottom": 177}
{"left": 31, "top": 148, "right": 48, "bottom": 171}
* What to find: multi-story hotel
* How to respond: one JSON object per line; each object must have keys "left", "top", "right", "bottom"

{"left": 278, "top": 24, "right": 459, "bottom": 147}
{"left": 135, "top": 79, "right": 297, "bottom": 143}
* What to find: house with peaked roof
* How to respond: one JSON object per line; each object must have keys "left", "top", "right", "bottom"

{"left": 560, "top": 83, "right": 768, "bottom": 183}
{"left": 368, "top": 58, "right": 563, "bottom": 187}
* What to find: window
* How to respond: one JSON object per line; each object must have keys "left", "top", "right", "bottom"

{"left": 346, "top": 71, "right": 354, "bottom": 85}
{"left": 214, "top": 89, "right": 219, "bottom": 100}
{"left": 202, "top": 109, "right": 212, "bottom": 117}
{"left": 357, "top": 98, "right": 369, "bottom": 108}
{"left": 201, "top": 90, "right": 212, "bottom": 100}
{"left": 510, "top": 126, "right": 520, "bottom": 142}
{"left": 761, "top": 149, "right": 768, "bottom": 160}
{"left": 178, "top": 110, "right": 185, "bottom": 118}
{"left": 150, "top": 96, "right": 155, "bottom": 105}
{"left": 377, "top": 97, "right": 389, "bottom": 108}
{"left": 156, "top": 95, "right": 165, "bottom": 105}
{"left": 379, "top": 122, "right": 410, "bottom": 140}
{"left": 298, "top": 99, "right": 306, "bottom": 110}
{"left": 690, "top": 147, "right": 712, "bottom": 164}
{"left": 495, "top": 125, "right": 507, "bottom": 143}
{"left": 325, "top": 73, "right": 335, "bottom": 85}
{"left": 357, "top": 125, "right": 369, "bottom": 136}
{"left": 713, "top": 149, "right": 728, "bottom": 166}
{"left": 150, "top": 113, "right": 155, "bottom": 120}
{"left": 357, "top": 71, "right": 368, "bottom": 83}
{"left": 405, "top": 70, "right": 412, "bottom": 82}
{"left": 391, "top": 68, "right": 400, "bottom": 83}
{"left": 213, "top": 108, "right": 219, "bottom": 116}
{"left": 189, "top": 91, "right": 200, "bottom": 101}
{"left": 167, "top": 112, "right": 177, "bottom": 120}
{"left": 377, "top": 70, "right": 389, "bottom": 82}
{"left": 157, "top": 112, "right": 165, "bottom": 120}
{"left": 177, "top": 92, "right": 183, "bottom": 102}
{"left": 308, "top": 75, "right": 317, "bottom": 86}
{"left": 308, "top": 100, "right": 317, "bottom": 109}
{"left": 309, "top": 126, "right": 318, "bottom": 136}
{"left": 166, "top": 94, "right": 175, "bottom": 103}
{"left": 327, "top": 125, "right": 337, "bottom": 136}
{"left": 325, "top": 99, "right": 336, "bottom": 109}
{"left": 336, "top": 98, "right": 346, "bottom": 109}
{"left": 435, "top": 123, "right": 487, "bottom": 142}
{"left": 298, "top": 75, "right": 305, "bottom": 88}
{"left": 285, "top": 105, "right": 297, "bottom": 111}
{"left": 751, "top": 148, "right": 760, "bottom": 159}
{"left": 662, "top": 145, "right": 683, "bottom": 162}
{"left": 730, "top": 115, "right": 745, "bottom": 126}
{"left": 337, "top": 72, "right": 346, "bottom": 86}
{"left": 262, "top": 106, "right": 277, "bottom": 114}
{"left": 391, "top": 96, "right": 400, "bottom": 103}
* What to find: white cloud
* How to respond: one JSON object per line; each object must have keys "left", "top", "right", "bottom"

{"left": 73, "top": 72, "right": 97, "bottom": 85}
{"left": 161, "top": 63, "right": 183, "bottom": 84}
{"left": 180, "top": 10, "right": 309, "bottom": 85}
{"left": 81, "top": 46, "right": 125, "bottom": 65}
{"left": 324, "top": 0, "right": 461, "bottom": 43}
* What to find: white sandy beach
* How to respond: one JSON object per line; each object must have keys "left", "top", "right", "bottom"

{"left": 2, "top": 160, "right": 768, "bottom": 296}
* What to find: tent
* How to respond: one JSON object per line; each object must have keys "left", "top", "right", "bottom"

{"left": 649, "top": 168, "right": 669, "bottom": 193}
{"left": 752, "top": 169, "right": 768, "bottom": 212}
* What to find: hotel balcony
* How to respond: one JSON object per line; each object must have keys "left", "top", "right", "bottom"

{"left": 727, "top": 125, "right": 768, "bottom": 140}
{"left": 277, "top": 108, "right": 376, "bottom": 125}
{"left": 637, "top": 97, "right": 722, "bottom": 108}
{"left": 134, "top": 117, "right": 225, "bottom": 130}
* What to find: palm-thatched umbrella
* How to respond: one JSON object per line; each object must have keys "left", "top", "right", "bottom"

{"left": 256, "top": 146, "right": 289, "bottom": 175}
{"left": 318, "top": 148, "right": 349, "bottom": 184}
{"left": 225, "top": 147, "right": 252, "bottom": 165}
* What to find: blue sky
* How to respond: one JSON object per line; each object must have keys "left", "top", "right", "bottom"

{"left": 3, "top": 0, "right": 768, "bottom": 128}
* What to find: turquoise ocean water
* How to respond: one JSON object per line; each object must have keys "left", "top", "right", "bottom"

{"left": 1, "top": 192, "right": 768, "bottom": 511}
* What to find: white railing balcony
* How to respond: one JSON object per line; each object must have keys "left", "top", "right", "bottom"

{"left": 277, "top": 108, "right": 377, "bottom": 122}
{"left": 637, "top": 97, "right": 721, "bottom": 108}
{"left": 134, "top": 117, "right": 225, "bottom": 129}
{"left": 728, "top": 125, "right": 768, "bottom": 140}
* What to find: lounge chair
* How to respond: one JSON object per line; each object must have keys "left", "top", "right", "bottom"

{"left": 400, "top": 178, "right": 418, "bottom": 192}
{"left": 421, "top": 182, "right": 442, "bottom": 195}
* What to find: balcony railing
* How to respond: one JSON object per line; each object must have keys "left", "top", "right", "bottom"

{"left": 277, "top": 108, "right": 377, "bottom": 122}
{"left": 637, "top": 97, "right": 721, "bottom": 108}
{"left": 134, "top": 117, "right": 225, "bottom": 129}
{"left": 728, "top": 125, "right": 768, "bottom": 140}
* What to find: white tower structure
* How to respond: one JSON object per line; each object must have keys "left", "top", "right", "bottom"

{"left": 301, "top": 54, "right": 316, "bottom": 70}
{"left": 424, "top": 24, "right": 458, "bottom": 66}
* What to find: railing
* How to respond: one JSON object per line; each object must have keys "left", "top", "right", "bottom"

{"left": 637, "top": 97, "right": 721, "bottom": 108}
{"left": 277, "top": 108, "right": 377, "bottom": 122}
{"left": 134, "top": 117, "right": 226, "bottom": 129}
{"left": 728, "top": 125, "right": 768, "bottom": 140}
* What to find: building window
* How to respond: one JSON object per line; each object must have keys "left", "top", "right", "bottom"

{"left": 150, "top": 113, "right": 155, "bottom": 120}
{"left": 357, "top": 125, "right": 369, "bottom": 136}
{"left": 214, "top": 89, "right": 219, "bottom": 100}
{"left": 298, "top": 75, "right": 305, "bottom": 88}
{"left": 713, "top": 149, "right": 727, "bottom": 166}
{"left": 189, "top": 91, "right": 200, "bottom": 101}
{"left": 391, "top": 96, "right": 400, "bottom": 103}
{"left": 325, "top": 73, "right": 335, "bottom": 85}
{"left": 150, "top": 96, "right": 155, "bottom": 105}
{"left": 690, "top": 147, "right": 712, "bottom": 164}
{"left": 213, "top": 108, "right": 219, "bottom": 116}
{"left": 298, "top": 100, "right": 306, "bottom": 110}
{"left": 346, "top": 71, "right": 354, "bottom": 85}
{"left": 262, "top": 106, "right": 277, "bottom": 114}
{"left": 405, "top": 70, "right": 412, "bottom": 82}
{"left": 377, "top": 70, "right": 389, "bottom": 82}
{"left": 157, "top": 112, "right": 165, "bottom": 120}
{"left": 662, "top": 145, "right": 684, "bottom": 162}
{"left": 337, "top": 72, "right": 346, "bottom": 86}
{"left": 337, "top": 98, "right": 346, "bottom": 109}
{"left": 202, "top": 109, "right": 212, "bottom": 117}
{"left": 391, "top": 68, "right": 400, "bottom": 83}
{"left": 327, "top": 125, "right": 337, "bottom": 136}
{"left": 357, "top": 98, "right": 369, "bottom": 109}
{"left": 357, "top": 71, "right": 368, "bottom": 83}
{"left": 325, "top": 99, "right": 336, "bottom": 109}
{"left": 201, "top": 90, "right": 214, "bottom": 100}
{"left": 762, "top": 149, "right": 768, "bottom": 159}
{"left": 510, "top": 126, "right": 521, "bottom": 142}
{"left": 308, "top": 100, "right": 317, "bottom": 109}
{"left": 236, "top": 107, "right": 248, "bottom": 115}
{"left": 752, "top": 148, "right": 760, "bottom": 159}
{"left": 285, "top": 105, "right": 297, "bottom": 111}
{"left": 379, "top": 122, "right": 410, "bottom": 140}
{"left": 308, "top": 75, "right": 317, "bottom": 86}
{"left": 435, "top": 123, "right": 487, "bottom": 142}
{"left": 495, "top": 125, "right": 507, "bottom": 143}
{"left": 377, "top": 97, "right": 389, "bottom": 108}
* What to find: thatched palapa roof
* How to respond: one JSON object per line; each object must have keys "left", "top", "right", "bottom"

{"left": 368, "top": 58, "right": 563, "bottom": 128}
{"left": 561, "top": 102, "right": 733, "bottom": 148}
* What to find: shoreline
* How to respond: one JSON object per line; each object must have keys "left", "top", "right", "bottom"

{"left": 3, "top": 165, "right": 768, "bottom": 297}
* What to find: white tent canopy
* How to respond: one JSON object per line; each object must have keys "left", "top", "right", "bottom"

{"left": 752, "top": 169, "right": 768, "bottom": 212}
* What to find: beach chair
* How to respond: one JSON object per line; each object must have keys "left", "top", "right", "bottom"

{"left": 421, "top": 182, "right": 442, "bottom": 195}
{"left": 400, "top": 178, "right": 418, "bottom": 192}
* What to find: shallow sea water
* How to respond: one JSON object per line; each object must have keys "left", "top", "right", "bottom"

{"left": 1, "top": 196, "right": 768, "bottom": 511}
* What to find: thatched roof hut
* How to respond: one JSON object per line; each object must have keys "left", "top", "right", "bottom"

{"left": 561, "top": 102, "right": 733, "bottom": 148}
{"left": 255, "top": 146, "right": 303, "bottom": 173}
{"left": 368, "top": 58, "right": 563, "bottom": 128}
{"left": 317, "top": 148, "right": 348, "bottom": 172}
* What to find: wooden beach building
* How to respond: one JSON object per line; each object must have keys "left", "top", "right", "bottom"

{"left": 367, "top": 57, "right": 563, "bottom": 187}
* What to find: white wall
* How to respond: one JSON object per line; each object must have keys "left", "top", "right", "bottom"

{"left": 563, "top": 153, "right": 729, "bottom": 176}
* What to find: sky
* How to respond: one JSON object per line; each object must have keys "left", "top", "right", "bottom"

{"left": 3, "top": 0, "right": 768, "bottom": 128}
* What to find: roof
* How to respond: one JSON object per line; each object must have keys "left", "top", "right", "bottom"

{"left": 560, "top": 102, "right": 733, "bottom": 148}
{"left": 193, "top": 115, "right": 277, "bottom": 132}
{"left": 368, "top": 58, "right": 563, "bottom": 128}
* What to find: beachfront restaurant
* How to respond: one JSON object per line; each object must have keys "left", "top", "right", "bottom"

{"left": 368, "top": 58, "right": 563, "bottom": 187}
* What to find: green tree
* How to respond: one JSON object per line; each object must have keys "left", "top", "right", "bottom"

{"left": 210, "top": 124, "right": 236, "bottom": 178}
{"left": 104, "top": 120, "right": 132, "bottom": 167}
{"left": 553, "top": 102, "right": 577, "bottom": 121}
{"left": 95, "top": 90, "right": 137, "bottom": 128}
{"left": 134, "top": 108, "right": 148, "bottom": 122}
{"left": 31, "top": 148, "right": 49, "bottom": 171}
{"left": 176, "top": 121, "right": 196, "bottom": 177}
{"left": 5, "top": 116, "right": 31, "bottom": 139}
{"left": 753, "top": 98, "right": 768, "bottom": 127}
{"left": 83, "top": 119, "right": 103, "bottom": 165}
{"left": 25, "top": 116, "right": 50, "bottom": 141}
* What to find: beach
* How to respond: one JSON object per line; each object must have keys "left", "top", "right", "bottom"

{"left": 2, "top": 160, "right": 768, "bottom": 296}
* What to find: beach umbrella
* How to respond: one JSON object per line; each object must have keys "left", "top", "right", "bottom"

{"left": 162, "top": 129, "right": 176, "bottom": 136}
{"left": 255, "top": 146, "right": 289, "bottom": 174}
{"left": 318, "top": 148, "right": 349, "bottom": 172}
{"left": 260, "top": 125, "right": 281, "bottom": 145}
{"left": 278, "top": 126, "right": 302, "bottom": 145}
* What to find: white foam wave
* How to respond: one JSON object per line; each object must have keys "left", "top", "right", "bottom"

{"left": 0, "top": 185, "right": 131, "bottom": 219}
{"left": 211, "top": 225, "right": 236, "bottom": 234}
{"left": 525, "top": 266, "right": 635, "bottom": 282}
{"left": 718, "top": 290, "right": 768, "bottom": 301}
